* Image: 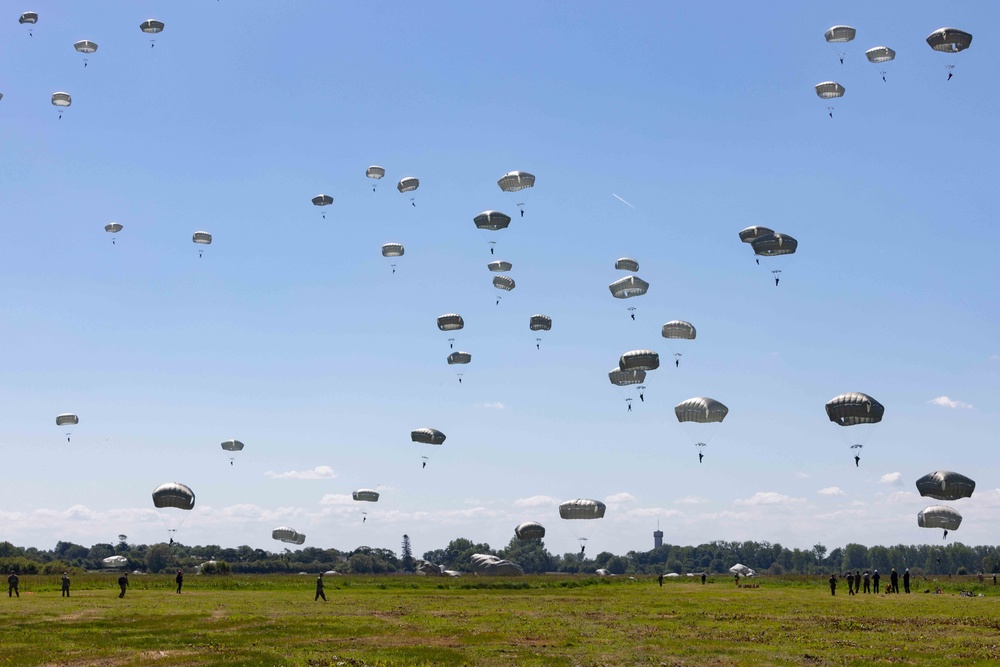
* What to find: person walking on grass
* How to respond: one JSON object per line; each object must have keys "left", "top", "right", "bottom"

{"left": 118, "top": 573, "right": 128, "bottom": 598}
{"left": 846, "top": 571, "right": 854, "bottom": 595}
{"left": 315, "top": 572, "right": 327, "bottom": 601}
{"left": 7, "top": 572, "right": 19, "bottom": 598}
{"left": 175, "top": 569, "right": 184, "bottom": 594}
{"left": 658, "top": 573, "right": 663, "bottom": 587}
{"left": 829, "top": 573, "right": 837, "bottom": 596}
{"left": 890, "top": 568, "right": 899, "bottom": 594}
{"left": 903, "top": 568, "right": 910, "bottom": 594}
{"left": 61, "top": 572, "right": 70, "bottom": 597}
{"left": 872, "top": 570, "right": 880, "bottom": 594}
{"left": 862, "top": 570, "right": 870, "bottom": 594}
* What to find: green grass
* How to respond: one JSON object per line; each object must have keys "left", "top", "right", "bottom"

{"left": 1, "top": 574, "right": 998, "bottom": 666}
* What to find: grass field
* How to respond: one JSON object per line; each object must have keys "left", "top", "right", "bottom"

{"left": 1, "top": 573, "right": 998, "bottom": 666}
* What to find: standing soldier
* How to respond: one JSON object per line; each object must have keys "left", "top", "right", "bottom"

{"left": 903, "top": 568, "right": 910, "bottom": 594}
{"left": 658, "top": 573, "right": 663, "bottom": 587}
{"left": 118, "top": 572, "right": 129, "bottom": 598}
{"left": 315, "top": 572, "right": 327, "bottom": 601}
{"left": 872, "top": 569, "right": 880, "bottom": 594}
{"left": 829, "top": 573, "right": 837, "bottom": 596}
{"left": 61, "top": 572, "right": 71, "bottom": 597}
{"left": 7, "top": 572, "right": 19, "bottom": 598}
{"left": 890, "top": 568, "right": 899, "bottom": 594}
{"left": 846, "top": 571, "right": 855, "bottom": 595}
{"left": 862, "top": 570, "right": 870, "bottom": 594}
{"left": 175, "top": 570, "right": 184, "bottom": 594}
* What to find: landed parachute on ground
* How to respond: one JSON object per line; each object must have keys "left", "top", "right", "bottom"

{"left": 411, "top": 428, "right": 446, "bottom": 445}
{"left": 470, "top": 553, "right": 523, "bottom": 576}
{"left": 916, "top": 471, "right": 976, "bottom": 501}
{"left": 515, "top": 521, "right": 545, "bottom": 540}
{"left": 729, "top": 563, "right": 757, "bottom": 577}
{"left": 918, "top": 505, "right": 962, "bottom": 538}
{"left": 102, "top": 555, "right": 129, "bottom": 568}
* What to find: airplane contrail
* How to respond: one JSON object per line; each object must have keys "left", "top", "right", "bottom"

{"left": 612, "top": 193, "right": 636, "bottom": 209}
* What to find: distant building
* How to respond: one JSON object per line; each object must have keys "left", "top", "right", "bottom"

{"left": 653, "top": 529, "right": 663, "bottom": 549}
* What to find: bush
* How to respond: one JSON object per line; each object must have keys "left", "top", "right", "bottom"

{"left": 200, "top": 560, "right": 231, "bottom": 575}
{"left": 957, "top": 566, "right": 968, "bottom": 576}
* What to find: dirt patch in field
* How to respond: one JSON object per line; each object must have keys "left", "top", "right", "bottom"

{"left": 42, "top": 650, "right": 198, "bottom": 667}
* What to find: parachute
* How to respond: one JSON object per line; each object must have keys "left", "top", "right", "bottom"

{"left": 474, "top": 210, "right": 512, "bottom": 231}
{"left": 918, "top": 505, "right": 962, "bottom": 538}
{"left": 470, "top": 554, "right": 523, "bottom": 576}
{"left": 352, "top": 489, "right": 380, "bottom": 502}
{"left": 381, "top": 243, "right": 404, "bottom": 257}
{"left": 436, "top": 314, "right": 464, "bottom": 331}
{"left": 824, "top": 25, "right": 856, "bottom": 43}
{"left": 397, "top": 177, "right": 419, "bottom": 205}
{"left": 73, "top": 40, "right": 98, "bottom": 67}
{"left": 139, "top": 19, "right": 164, "bottom": 47}
{"left": 192, "top": 231, "right": 212, "bottom": 257}
{"left": 926, "top": 28, "right": 972, "bottom": 53}
{"left": 608, "top": 276, "right": 649, "bottom": 299}
{"left": 497, "top": 171, "right": 535, "bottom": 192}
{"left": 152, "top": 482, "right": 195, "bottom": 542}
{"left": 488, "top": 260, "right": 512, "bottom": 273}
{"left": 51, "top": 92, "right": 71, "bottom": 119}
{"left": 559, "top": 499, "right": 606, "bottom": 520}
{"left": 56, "top": 413, "right": 78, "bottom": 442}
{"left": 102, "top": 555, "right": 128, "bottom": 568}
{"left": 614, "top": 257, "right": 639, "bottom": 272}
{"left": 738, "top": 226, "right": 774, "bottom": 244}
{"left": 19, "top": 11, "right": 37, "bottom": 36}
{"left": 608, "top": 367, "right": 645, "bottom": 386}
{"left": 825, "top": 393, "right": 884, "bottom": 426}
{"left": 915, "top": 471, "right": 976, "bottom": 501}
{"left": 729, "top": 563, "right": 756, "bottom": 577}
{"left": 411, "top": 428, "right": 446, "bottom": 445}
{"left": 515, "top": 521, "right": 545, "bottom": 540}
{"left": 751, "top": 232, "right": 797, "bottom": 284}
{"left": 312, "top": 194, "right": 333, "bottom": 219}
{"left": 529, "top": 315, "right": 552, "bottom": 331}
{"left": 105, "top": 222, "right": 123, "bottom": 245}
{"left": 493, "top": 275, "right": 515, "bottom": 291}
{"left": 675, "top": 397, "right": 728, "bottom": 424}
{"left": 866, "top": 46, "right": 895, "bottom": 63}
{"left": 366, "top": 165, "right": 385, "bottom": 191}
{"left": 221, "top": 439, "right": 243, "bottom": 466}
{"left": 447, "top": 351, "right": 471, "bottom": 365}
{"left": 619, "top": 349, "right": 659, "bottom": 371}
{"left": 815, "top": 82, "right": 845, "bottom": 99}
{"left": 272, "top": 526, "right": 303, "bottom": 544}
{"left": 661, "top": 320, "right": 696, "bottom": 367}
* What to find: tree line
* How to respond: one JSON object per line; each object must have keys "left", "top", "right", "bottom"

{"left": 1, "top": 537, "right": 997, "bottom": 577}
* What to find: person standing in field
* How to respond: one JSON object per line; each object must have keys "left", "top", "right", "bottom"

{"left": 890, "top": 568, "right": 899, "bottom": 594}
{"left": 846, "top": 571, "right": 854, "bottom": 595}
{"left": 61, "top": 572, "right": 70, "bottom": 597}
{"left": 903, "top": 568, "right": 910, "bottom": 594}
{"left": 658, "top": 573, "right": 663, "bottom": 587}
{"left": 829, "top": 573, "right": 837, "bottom": 596}
{"left": 7, "top": 572, "right": 19, "bottom": 598}
{"left": 862, "top": 570, "right": 870, "bottom": 594}
{"left": 701, "top": 573, "right": 706, "bottom": 585}
{"left": 118, "top": 573, "right": 128, "bottom": 598}
{"left": 315, "top": 572, "right": 327, "bottom": 601}
{"left": 872, "top": 570, "right": 880, "bottom": 594}
{"left": 175, "top": 570, "right": 183, "bottom": 594}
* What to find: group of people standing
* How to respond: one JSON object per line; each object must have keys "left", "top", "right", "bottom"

{"left": 5, "top": 569, "right": 184, "bottom": 599}
{"left": 829, "top": 568, "right": 911, "bottom": 595}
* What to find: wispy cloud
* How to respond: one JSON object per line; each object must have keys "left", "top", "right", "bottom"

{"left": 514, "top": 495, "right": 560, "bottom": 508}
{"left": 734, "top": 492, "right": 805, "bottom": 506}
{"left": 318, "top": 494, "right": 354, "bottom": 506}
{"left": 818, "top": 487, "right": 845, "bottom": 496}
{"left": 675, "top": 495, "right": 708, "bottom": 505}
{"left": 794, "top": 472, "right": 810, "bottom": 479}
{"left": 604, "top": 492, "right": 636, "bottom": 505}
{"left": 880, "top": 472, "right": 903, "bottom": 486}
{"left": 929, "top": 396, "right": 973, "bottom": 410}
{"left": 265, "top": 466, "right": 336, "bottom": 480}
{"left": 476, "top": 402, "right": 506, "bottom": 410}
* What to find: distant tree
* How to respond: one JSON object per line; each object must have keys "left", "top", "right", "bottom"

{"left": 401, "top": 535, "right": 415, "bottom": 573}
{"left": 499, "top": 538, "right": 556, "bottom": 574}
{"left": 841, "top": 543, "right": 868, "bottom": 570}
{"left": 146, "top": 543, "right": 172, "bottom": 573}
{"left": 54, "top": 541, "right": 89, "bottom": 562}
{"left": 813, "top": 543, "right": 827, "bottom": 565}
{"left": 200, "top": 560, "right": 231, "bottom": 575}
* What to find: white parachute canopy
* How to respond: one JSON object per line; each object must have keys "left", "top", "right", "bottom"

{"left": 352, "top": 489, "right": 380, "bottom": 502}
{"left": 101, "top": 555, "right": 129, "bottom": 568}
{"left": 559, "top": 499, "right": 606, "bottom": 520}
{"left": 515, "top": 521, "right": 546, "bottom": 540}
{"left": 152, "top": 482, "right": 195, "bottom": 540}
{"left": 470, "top": 554, "right": 523, "bottom": 576}
{"left": 272, "top": 526, "right": 303, "bottom": 544}
{"left": 915, "top": 471, "right": 976, "bottom": 501}
{"left": 729, "top": 563, "right": 756, "bottom": 577}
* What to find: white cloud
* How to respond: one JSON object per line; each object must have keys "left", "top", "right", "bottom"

{"left": 675, "top": 495, "right": 708, "bottom": 505}
{"left": 698, "top": 510, "right": 756, "bottom": 521}
{"left": 794, "top": 472, "right": 810, "bottom": 479}
{"left": 265, "top": 466, "right": 336, "bottom": 480}
{"left": 818, "top": 487, "right": 845, "bottom": 496}
{"left": 880, "top": 472, "right": 903, "bottom": 485}
{"left": 929, "top": 396, "right": 973, "bottom": 410}
{"left": 734, "top": 492, "right": 805, "bottom": 506}
{"left": 514, "top": 495, "right": 560, "bottom": 508}
{"left": 476, "top": 402, "right": 506, "bottom": 409}
{"left": 814, "top": 508, "right": 867, "bottom": 521}
{"left": 604, "top": 492, "right": 636, "bottom": 505}
{"left": 318, "top": 494, "right": 354, "bottom": 506}
{"left": 621, "top": 507, "right": 684, "bottom": 519}
{"left": 885, "top": 490, "right": 918, "bottom": 504}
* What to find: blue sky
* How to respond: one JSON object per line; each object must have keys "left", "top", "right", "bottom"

{"left": 1, "top": 1, "right": 998, "bottom": 559}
